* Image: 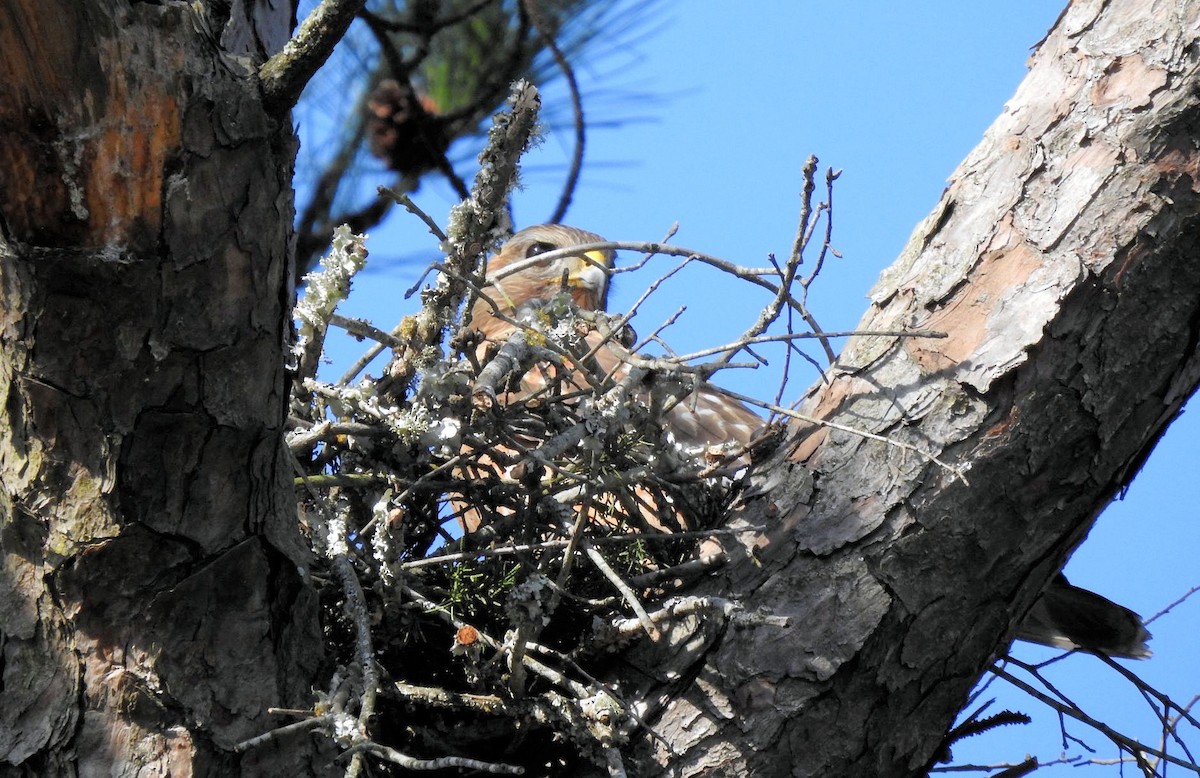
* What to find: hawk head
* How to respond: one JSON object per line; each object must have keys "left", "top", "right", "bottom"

{"left": 472, "top": 224, "right": 612, "bottom": 335}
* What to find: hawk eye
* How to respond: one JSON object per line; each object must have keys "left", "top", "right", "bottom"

{"left": 525, "top": 241, "right": 556, "bottom": 259}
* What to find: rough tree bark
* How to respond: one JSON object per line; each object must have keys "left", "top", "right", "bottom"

{"left": 619, "top": 1, "right": 1200, "bottom": 775}
{"left": 0, "top": 2, "right": 327, "bottom": 776}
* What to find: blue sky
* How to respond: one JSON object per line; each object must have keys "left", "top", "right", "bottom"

{"left": 300, "top": 2, "right": 1199, "bottom": 772}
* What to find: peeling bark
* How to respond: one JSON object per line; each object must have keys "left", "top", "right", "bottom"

{"left": 622, "top": 2, "right": 1200, "bottom": 775}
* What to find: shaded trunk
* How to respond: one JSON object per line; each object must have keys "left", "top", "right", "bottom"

{"left": 620, "top": 2, "right": 1200, "bottom": 774}
{"left": 0, "top": 2, "right": 327, "bottom": 775}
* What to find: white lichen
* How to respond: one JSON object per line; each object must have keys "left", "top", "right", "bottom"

{"left": 294, "top": 225, "right": 368, "bottom": 334}
{"left": 370, "top": 491, "right": 393, "bottom": 580}
{"left": 325, "top": 512, "right": 349, "bottom": 559}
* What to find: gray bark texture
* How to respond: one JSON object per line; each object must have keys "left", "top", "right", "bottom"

{"left": 0, "top": 1, "right": 327, "bottom": 776}
{"left": 620, "top": 1, "right": 1200, "bottom": 775}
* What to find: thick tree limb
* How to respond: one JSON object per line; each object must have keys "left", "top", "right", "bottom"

{"left": 618, "top": 3, "right": 1200, "bottom": 775}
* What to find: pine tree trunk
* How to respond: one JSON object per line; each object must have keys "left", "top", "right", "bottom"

{"left": 619, "top": 2, "right": 1200, "bottom": 774}
{"left": 0, "top": 2, "right": 327, "bottom": 775}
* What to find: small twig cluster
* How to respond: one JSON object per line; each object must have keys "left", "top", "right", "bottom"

{"left": 931, "top": 620, "right": 1200, "bottom": 777}
{"left": 983, "top": 653, "right": 1200, "bottom": 776}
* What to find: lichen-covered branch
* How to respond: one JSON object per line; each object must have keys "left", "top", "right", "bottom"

{"left": 260, "top": 0, "right": 368, "bottom": 113}
{"left": 378, "top": 81, "right": 542, "bottom": 399}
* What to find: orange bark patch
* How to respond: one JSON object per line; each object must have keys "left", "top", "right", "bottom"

{"left": 0, "top": 1, "right": 184, "bottom": 250}
{"left": 82, "top": 38, "right": 184, "bottom": 249}
{"left": 1091, "top": 55, "right": 1168, "bottom": 110}
{"left": 786, "top": 372, "right": 874, "bottom": 464}
{"left": 907, "top": 223, "right": 1044, "bottom": 373}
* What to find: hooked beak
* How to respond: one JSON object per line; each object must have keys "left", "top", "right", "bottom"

{"left": 565, "top": 249, "right": 610, "bottom": 309}
{"left": 567, "top": 249, "right": 610, "bottom": 291}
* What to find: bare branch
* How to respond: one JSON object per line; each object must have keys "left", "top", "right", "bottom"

{"left": 583, "top": 542, "right": 659, "bottom": 640}
{"left": 260, "top": 0, "right": 368, "bottom": 113}
{"left": 378, "top": 186, "right": 448, "bottom": 241}
{"left": 522, "top": 0, "right": 585, "bottom": 224}
{"left": 344, "top": 741, "right": 525, "bottom": 774}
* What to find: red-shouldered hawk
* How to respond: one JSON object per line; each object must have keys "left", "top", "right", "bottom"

{"left": 469, "top": 224, "right": 764, "bottom": 450}
{"left": 458, "top": 224, "right": 763, "bottom": 538}
{"left": 462, "top": 224, "right": 1152, "bottom": 660}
